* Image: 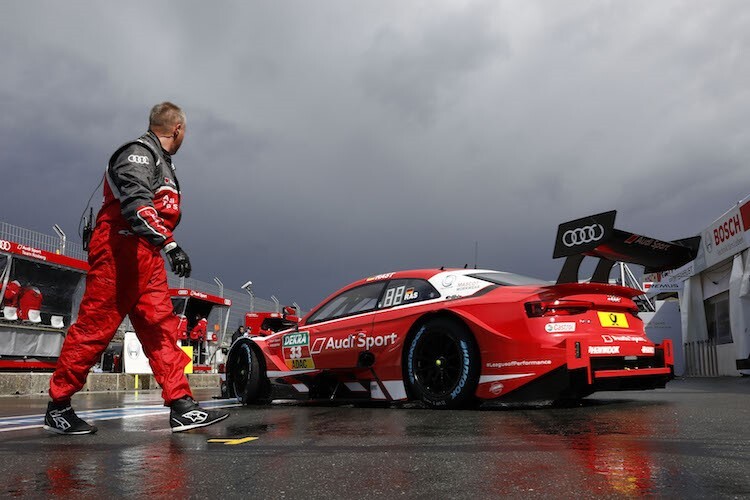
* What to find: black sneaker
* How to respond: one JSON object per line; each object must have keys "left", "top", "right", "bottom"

{"left": 170, "top": 397, "right": 229, "bottom": 433}
{"left": 43, "top": 401, "right": 98, "bottom": 435}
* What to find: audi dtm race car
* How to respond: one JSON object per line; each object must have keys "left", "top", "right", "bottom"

{"left": 225, "top": 211, "right": 699, "bottom": 408}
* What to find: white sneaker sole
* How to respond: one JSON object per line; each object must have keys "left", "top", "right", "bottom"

{"left": 43, "top": 424, "right": 97, "bottom": 435}
{"left": 171, "top": 412, "right": 229, "bottom": 433}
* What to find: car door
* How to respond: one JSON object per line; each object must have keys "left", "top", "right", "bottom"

{"left": 294, "top": 281, "right": 387, "bottom": 370}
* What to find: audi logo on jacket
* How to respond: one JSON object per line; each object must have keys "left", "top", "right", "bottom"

{"left": 98, "top": 131, "right": 181, "bottom": 249}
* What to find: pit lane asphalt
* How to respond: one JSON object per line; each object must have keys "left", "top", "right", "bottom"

{"left": 0, "top": 378, "right": 748, "bottom": 498}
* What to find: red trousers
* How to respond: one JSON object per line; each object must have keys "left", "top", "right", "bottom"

{"left": 49, "top": 222, "right": 193, "bottom": 405}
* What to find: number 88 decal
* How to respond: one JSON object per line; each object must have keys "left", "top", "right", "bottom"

{"left": 382, "top": 285, "right": 418, "bottom": 308}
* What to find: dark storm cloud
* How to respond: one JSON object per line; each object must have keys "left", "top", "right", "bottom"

{"left": 1, "top": 1, "right": 750, "bottom": 308}
{"left": 359, "top": 2, "right": 509, "bottom": 124}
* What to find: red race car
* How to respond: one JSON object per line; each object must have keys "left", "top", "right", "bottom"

{"left": 226, "top": 211, "right": 699, "bottom": 408}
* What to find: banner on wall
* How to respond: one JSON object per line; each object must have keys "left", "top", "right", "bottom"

{"left": 123, "top": 332, "right": 193, "bottom": 374}
{"left": 692, "top": 197, "right": 750, "bottom": 275}
{"left": 643, "top": 261, "right": 694, "bottom": 295}
{"left": 123, "top": 332, "right": 152, "bottom": 374}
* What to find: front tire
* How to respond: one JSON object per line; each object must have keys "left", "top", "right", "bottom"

{"left": 228, "top": 342, "right": 264, "bottom": 405}
{"left": 405, "top": 317, "right": 480, "bottom": 409}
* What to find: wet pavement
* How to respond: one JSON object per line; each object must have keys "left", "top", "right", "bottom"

{"left": 0, "top": 378, "right": 749, "bottom": 498}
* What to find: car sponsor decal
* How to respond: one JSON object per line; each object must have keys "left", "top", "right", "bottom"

{"left": 310, "top": 332, "right": 398, "bottom": 353}
{"left": 456, "top": 281, "right": 483, "bottom": 292}
{"left": 282, "top": 331, "right": 315, "bottom": 370}
{"left": 441, "top": 275, "right": 456, "bottom": 287}
{"left": 597, "top": 311, "right": 629, "bottom": 328}
{"left": 366, "top": 272, "right": 395, "bottom": 282}
{"left": 485, "top": 360, "right": 552, "bottom": 369}
{"left": 588, "top": 345, "right": 621, "bottom": 355}
{"left": 601, "top": 334, "right": 647, "bottom": 343}
{"left": 641, "top": 346, "right": 655, "bottom": 354}
{"left": 489, "top": 382, "right": 504, "bottom": 395}
{"left": 545, "top": 322, "right": 576, "bottom": 333}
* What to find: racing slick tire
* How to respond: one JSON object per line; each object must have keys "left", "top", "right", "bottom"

{"left": 227, "top": 341, "right": 265, "bottom": 405}
{"left": 405, "top": 317, "right": 480, "bottom": 409}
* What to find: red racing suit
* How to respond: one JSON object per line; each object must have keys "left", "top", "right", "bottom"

{"left": 49, "top": 131, "right": 192, "bottom": 405}
{"left": 190, "top": 318, "right": 208, "bottom": 341}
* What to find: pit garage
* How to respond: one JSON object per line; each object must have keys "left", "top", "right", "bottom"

{"left": 0, "top": 237, "right": 87, "bottom": 370}
{"left": 656, "top": 194, "right": 750, "bottom": 376}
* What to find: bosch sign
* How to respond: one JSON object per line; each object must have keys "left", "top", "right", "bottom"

{"left": 713, "top": 214, "right": 741, "bottom": 247}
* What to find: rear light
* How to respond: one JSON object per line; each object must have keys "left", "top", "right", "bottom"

{"left": 524, "top": 299, "right": 594, "bottom": 317}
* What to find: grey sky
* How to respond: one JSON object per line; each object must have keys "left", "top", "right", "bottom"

{"left": 1, "top": 1, "right": 749, "bottom": 308}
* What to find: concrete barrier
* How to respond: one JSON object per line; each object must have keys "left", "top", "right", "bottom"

{"left": 0, "top": 372, "right": 220, "bottom": 397}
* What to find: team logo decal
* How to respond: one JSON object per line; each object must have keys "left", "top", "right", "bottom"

{"left": 0, "top": 240, "right": 10, "bottom": 252}
{"left": 127, "top": 154, "right": 150, "bottom": 165}
{"left": 181, "top": 410, "right": 208, "bottom": 423}
{"left": 282, "top": 331, "right": 315, "bottom": 370}
{"left": 562, "top": 224, "right": 604, "bottom": 247}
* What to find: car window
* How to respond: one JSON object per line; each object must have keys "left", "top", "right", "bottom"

{"left": 306, "top": 282, "right": 386, "bottom": 324}
{"left": 378, "top": 279, "right": 440, "bottom": 309}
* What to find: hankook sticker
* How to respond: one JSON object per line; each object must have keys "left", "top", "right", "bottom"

{"left": 588, "top": 346, "right": 621, "bottom": 355}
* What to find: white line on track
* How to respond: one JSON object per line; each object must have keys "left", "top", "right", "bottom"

{"left": 0, "top": 399, "right": 240, "bottom": 433}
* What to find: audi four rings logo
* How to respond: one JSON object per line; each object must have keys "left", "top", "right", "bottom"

{"left": 562, "top": 224, "right": 605, "bottom": 247}
{"left": 127, "top": 154, "right": 150, "bottom": 165}
{"left": 0, "top": 240, "right": 10, "bottom": 252}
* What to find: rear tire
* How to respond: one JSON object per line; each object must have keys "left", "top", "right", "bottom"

{"left": 405, "top": 317, "right": 480, "bottom": 409}
{"left": 228, "top": 342, "right": 263, "bottom": 405}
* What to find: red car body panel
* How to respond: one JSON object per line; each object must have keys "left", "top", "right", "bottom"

{"left": 227, "top": 268, "right": 674, "bottom": 404}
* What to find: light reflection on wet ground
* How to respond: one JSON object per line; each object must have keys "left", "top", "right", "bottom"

{"left": 0, "top": 379, "right": 749, "bottom": 498}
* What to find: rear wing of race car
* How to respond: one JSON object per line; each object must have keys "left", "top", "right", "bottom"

{"left": 553, "top": 210, "right": 700, "bottom": 284}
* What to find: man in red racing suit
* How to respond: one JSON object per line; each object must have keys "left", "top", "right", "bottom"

{"left": 45, "top": 102, "right": 229, "bottom": 435}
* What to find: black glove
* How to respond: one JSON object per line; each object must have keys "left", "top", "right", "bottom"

{"left": 165, "top": 244, "right": 192, "bottom": 278}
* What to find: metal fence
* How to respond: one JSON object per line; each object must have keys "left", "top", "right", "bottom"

{"left": 0, "top": 221, "right": 86, "bottom": 261}
{"left": 684, "top": 339, "right": 719, "bottom": 377}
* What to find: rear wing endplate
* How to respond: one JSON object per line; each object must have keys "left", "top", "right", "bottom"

{"left": 553, "top": 210, "right": 700, "bottom": 284}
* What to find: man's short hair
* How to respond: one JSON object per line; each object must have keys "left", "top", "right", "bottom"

{"left": 149, "top": 102, "right": 186, "bottom": 132}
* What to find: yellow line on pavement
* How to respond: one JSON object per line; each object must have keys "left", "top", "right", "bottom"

{"left": 207, "top": 436, "right": 259, "bottom": 445}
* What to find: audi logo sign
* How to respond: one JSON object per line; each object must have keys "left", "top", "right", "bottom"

{"left": 127, "top": 154, "right": 150, "bottom": 165}
{"left": 562, "top": 224, "right": 605, "bottom": 247}
{"left": 0, "top": 240, "right": 10, "bottom": 252}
